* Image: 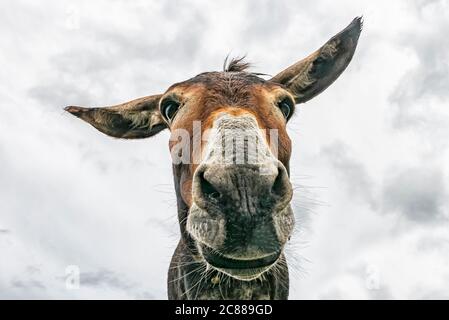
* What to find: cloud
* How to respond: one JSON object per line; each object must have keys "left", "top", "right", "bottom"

{"left": 319, "top": 144, "right": 448, "bottom": 224}
{"left": 320, "top": 141, "right": 376, "bottom": 210}
{"left": 1, "top": 0, "right": 449, "bottom": 300}
{"left": 77, "top": 269, "right": 157, "bottom": 299}
{"left": 11, "top": 280, "right": 46, "bottom": 290}
{"left": 389, "top": 0, "right": 449, "bottom": 129}
{"left": 382, "top": 167, "right": 447, "bottom": 223}
{"left": 27, "top": 1, "right": 208, "bottom": 109}
{"left": 80, "top": 269, "right": 133, "bottom": 290}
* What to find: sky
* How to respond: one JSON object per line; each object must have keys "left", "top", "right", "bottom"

{"left": 0, "top": 0, "right": 448, "bottom": 299}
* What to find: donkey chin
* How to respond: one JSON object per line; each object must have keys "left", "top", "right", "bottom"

{"left": 187, "top": 195, "right": 294, "bottom": 281}
{"left": 186, "top": 129, "right": 295, "bottom": 281}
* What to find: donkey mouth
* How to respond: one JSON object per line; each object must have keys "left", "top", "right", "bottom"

{"left": 200, "top": 245, "right": 280, "bottom": 270}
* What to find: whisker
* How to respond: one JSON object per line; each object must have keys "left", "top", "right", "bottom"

{"left": 169, "top": 263, "right": 204, "bottom": 283}
{"left": 181, "top": 264, "right": 208, "bottom": 299}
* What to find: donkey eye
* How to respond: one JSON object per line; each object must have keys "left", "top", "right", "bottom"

{"left": 278, "top": 98, "right": 293, "bottom": 120}
{"left": 161, "top": 100, "right": 180, "bottom": 122}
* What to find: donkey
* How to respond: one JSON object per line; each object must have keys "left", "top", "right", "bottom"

{"left": 65, "top": 18, "right": 362, "bottom": 300}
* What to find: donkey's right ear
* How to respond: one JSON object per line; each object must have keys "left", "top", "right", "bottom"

{"left": 270, "top": 17, "right": 362, "bottom": 104}
{"left": 65, "top": 94, "right": 167, "bottom": 139}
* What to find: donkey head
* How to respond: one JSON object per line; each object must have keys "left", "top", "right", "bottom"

{"left": 66, "top": 18, "right": 361, "bottom": 281}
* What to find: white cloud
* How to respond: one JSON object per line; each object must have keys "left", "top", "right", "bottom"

{"left": 1, "top": 0, "right": 448, "bottom": 299}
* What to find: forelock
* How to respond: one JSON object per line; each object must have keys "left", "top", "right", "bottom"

{"left": 223, "top": 56, "right": 251, "bottom": 72}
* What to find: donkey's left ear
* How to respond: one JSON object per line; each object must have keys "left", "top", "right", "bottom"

{"left": 65, "top": 94, "right": 166, "bottom": 139}
{"left": 270, "top": 17, "right": 362, "bottom": 104}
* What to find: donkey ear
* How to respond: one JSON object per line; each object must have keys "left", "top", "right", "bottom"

{"left": 65, "top": 94, "right": 166, "bottom": 139}
{"left": 270, "top": 17, "right": 362, "bottom": 104}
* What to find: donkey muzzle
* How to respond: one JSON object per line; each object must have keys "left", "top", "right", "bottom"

{"left": 187, "top": 113, "right": 294, "bottom": 280}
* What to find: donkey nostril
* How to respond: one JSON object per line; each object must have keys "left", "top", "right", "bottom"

{"left": 270, "top": 165, "right": 293, "bottom": 204}
{"left": 208, "top": 191, "right": 220, "bottom": 200}
{"left": 271, "top": 170, "right": 285, "bottom": 197}
{"left": 199, "top": 172, "right": 221, "bottom": 202}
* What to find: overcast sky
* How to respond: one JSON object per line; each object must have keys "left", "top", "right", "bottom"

{"left": 1, "top": 0, "right": 448, "bottom": 299}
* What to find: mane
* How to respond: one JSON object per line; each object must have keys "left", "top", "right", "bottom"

{"left": 223, "top": 56, "right": 251, "bottom": 72}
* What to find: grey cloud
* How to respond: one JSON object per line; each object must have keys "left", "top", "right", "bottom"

{"left": 0, "top": 229, "right": 11, "bottom": 234}
{"left": 28, "top": 82, "right": 96, "bottom": 111}
{"left": 135, "top": 291, "right": 155, "bottom": 300}
{"left": 59, "top": 11, "right": 206, "bottom": 72}
{"left": 389, "top": 0, "right": 449, "bottom": 129}
{"left": 26, "top": 265, "right": 41, "bottom": 275}
{"left": 80, "top": 269, "right": 133, "bottom": 290}
{"left": 27, "top": 3, "right": 207, "bottom": 109}
{"left": 242, "top": 0, "right": 294, "bottom": 41}
{"left": 78, "top": 269, "right": 159, "bottom": 298}
{"left": 415, "top": 235, "right": 449, "bottom": 253}
{"left": 11, "top": 280, "right": 46, "bottom": 290}
{"left": 382, "top": 167, "right": 447, "bottom": 222}
{"left": 368, "top": 287, "right": 394, "bottom": 300}
{"left": 411, "top": 0, "right": 444, "bottom": 14}
{"left": 320, "top": 141, "right": 377, "bottom": 209}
